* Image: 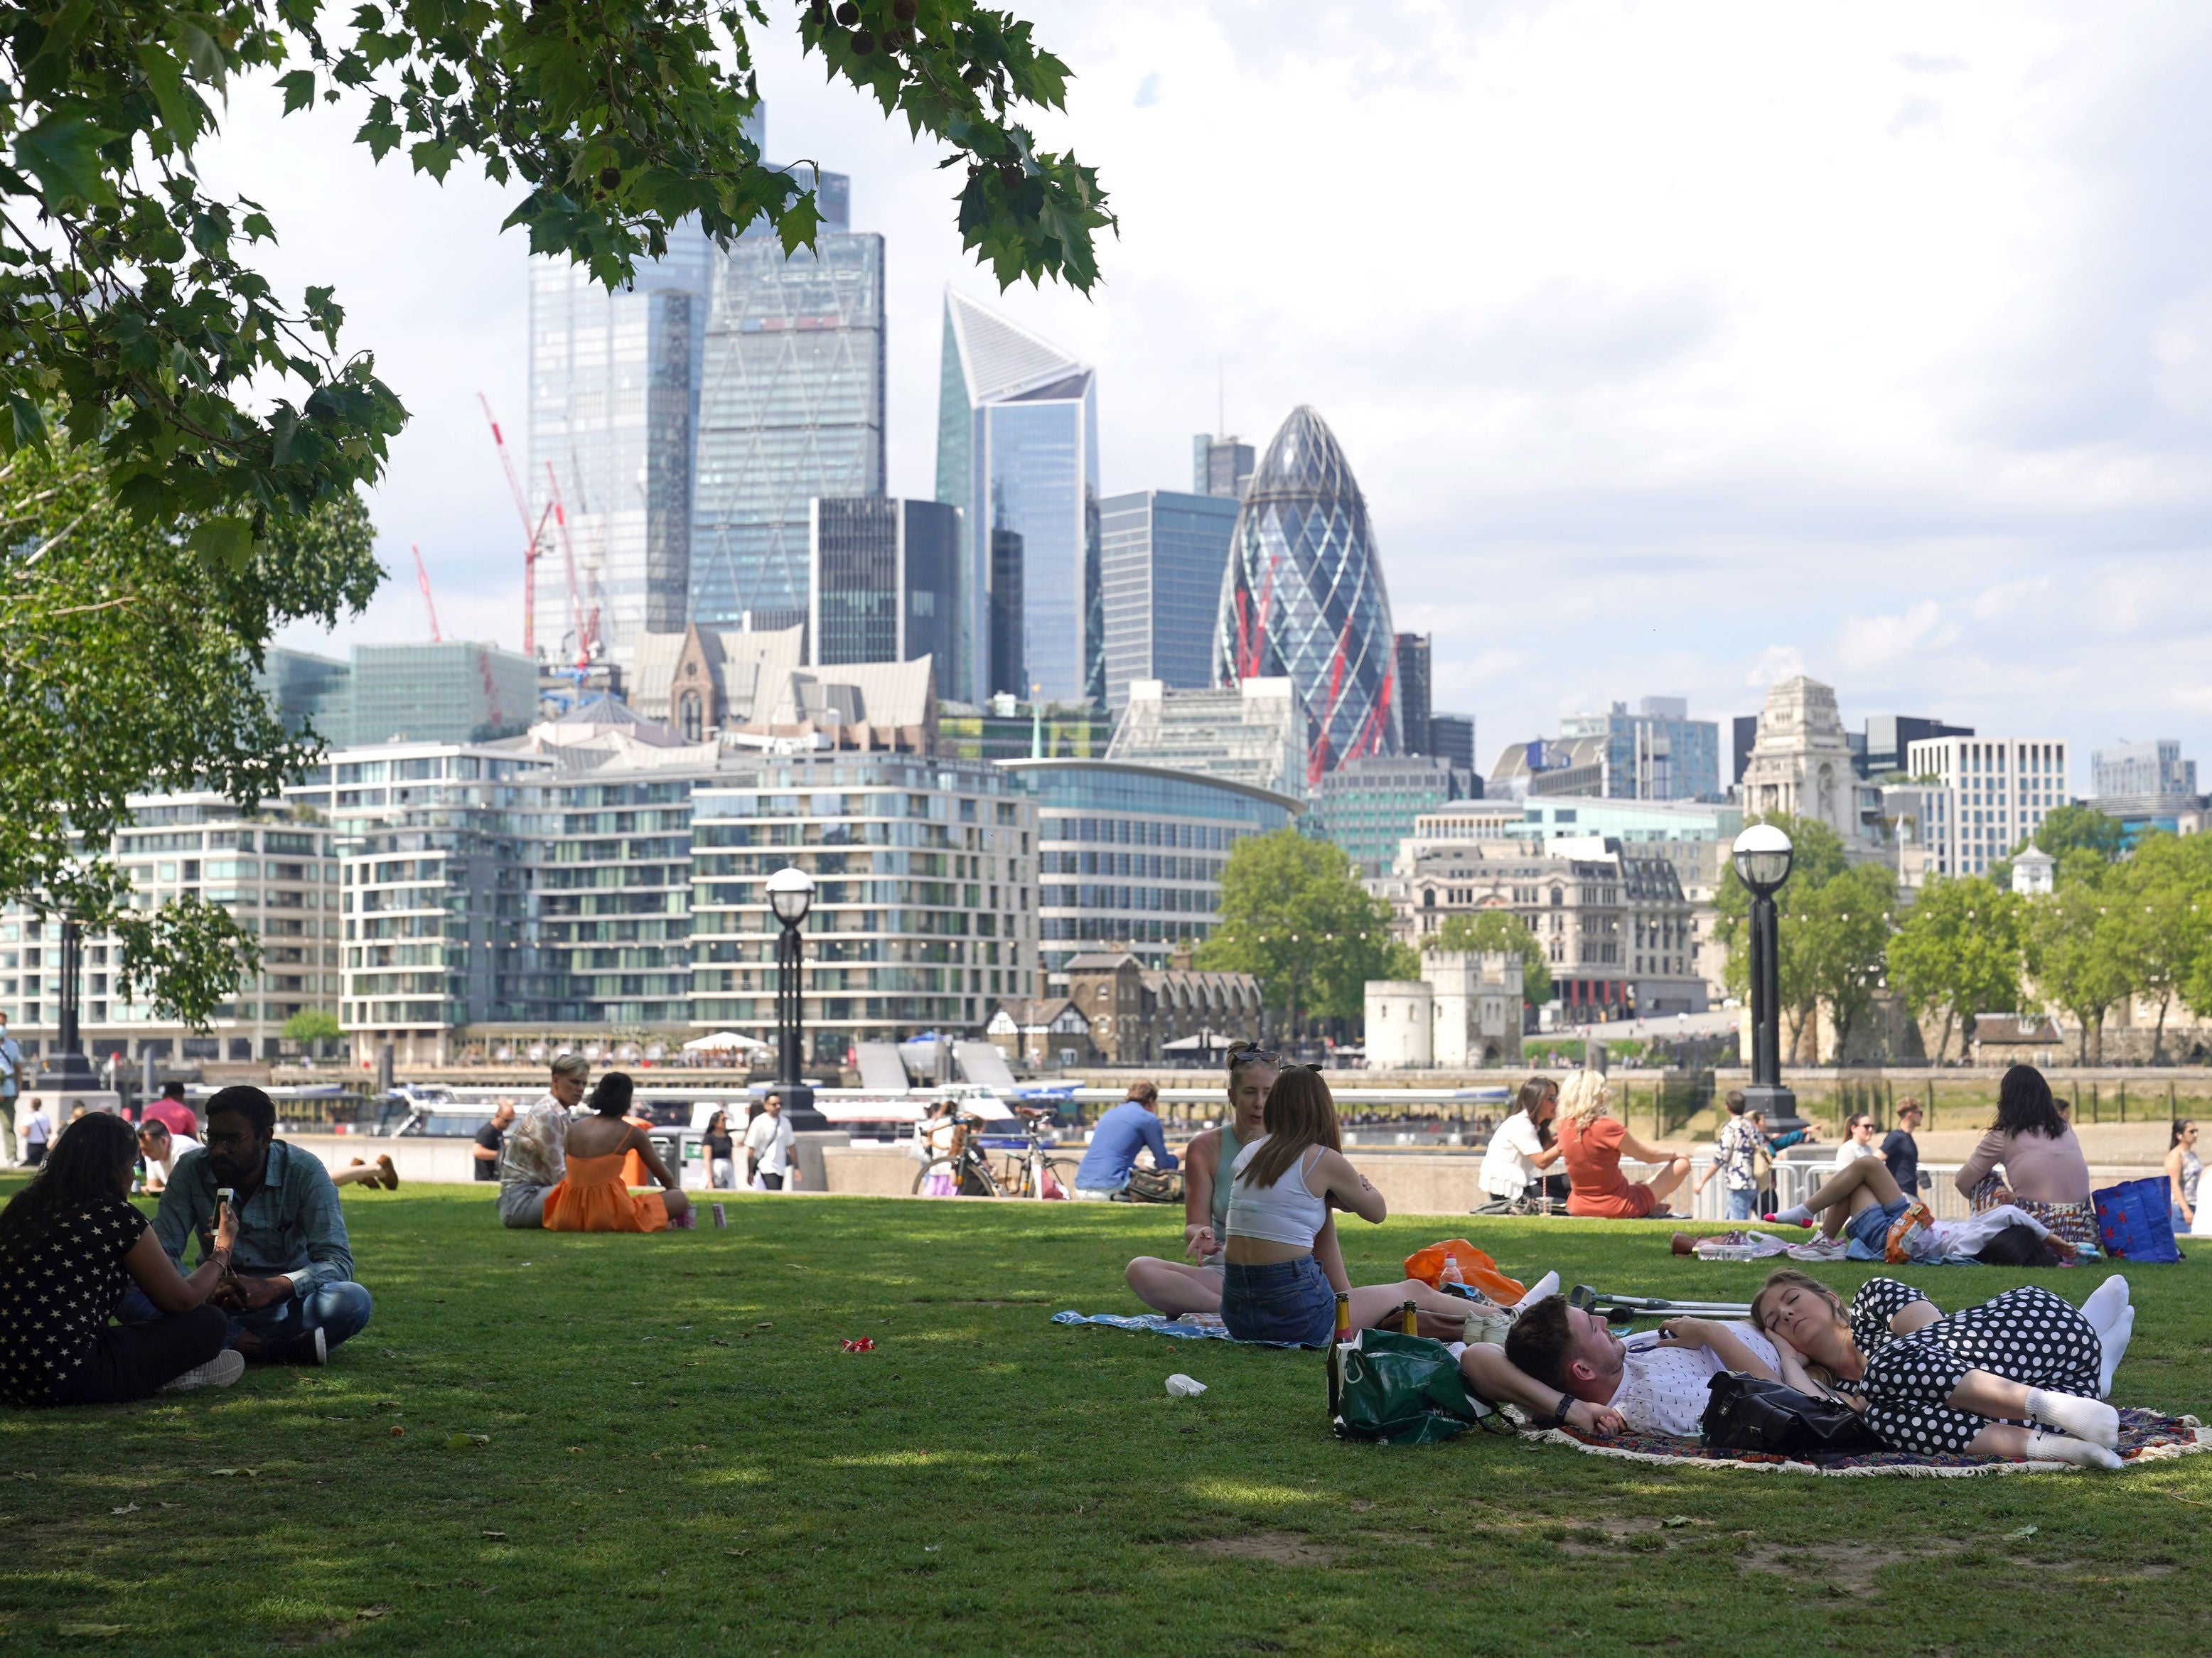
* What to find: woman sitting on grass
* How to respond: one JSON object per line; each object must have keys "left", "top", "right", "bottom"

{"left": 1955, "top": 1064, "right": 2097, "bottom": 1252}
{"left": 1766, "top": 1155, "right": 2071, "bottom": 1266}
{"left": 1751, "top": 1267, "right": 2130, "bottom": 1468}
{"left": 0, "top": 1114, "right": 245, "bottom": 1404}
{"left": 542, "top": 1073, "right": 693, "bottom": 1233}
{"left": 1219, "top": 1069, "right": 1454, "bottom": 1345}
{"left": 1556, "top": 1070, "right": 1690, "bottom": 1219}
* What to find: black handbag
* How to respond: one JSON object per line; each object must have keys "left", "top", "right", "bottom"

{"left": 1700, "top": 1371, "right": 1885, "bottom": 1458}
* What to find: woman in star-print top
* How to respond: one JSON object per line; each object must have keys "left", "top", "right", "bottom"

{"left": 0, "top": 1112, "right": 242, "bottom": 1405}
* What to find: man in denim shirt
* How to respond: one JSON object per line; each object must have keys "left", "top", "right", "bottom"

{"left": 124, "top": 1084, "right": 372, "bottom": 1366}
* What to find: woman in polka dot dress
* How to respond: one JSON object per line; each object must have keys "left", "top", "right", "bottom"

{"left": 1751, "top": 1268, "right": 2125, "bottom": 1470}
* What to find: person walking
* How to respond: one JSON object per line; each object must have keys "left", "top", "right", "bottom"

{"left": 20, "top": 1099, "right": 53, "bottom": 1169}
{"left": 1881, "top": 1099, "right": 1924, "bottom": 1193}
{"left": 701, "top": 1110, "right": 739, "bottom": 1191}
{"left": 0, "top": 1012, "right": 20, "bottom": 1166}
{"left": 2167, "top": 1119, "right": 2199, "bottom": 1234}
{"left": 745, "top": 1094, "right": 798, "bottom": 1191}
{"left": 1692, "top": 1090, "right": 1764, "bottom": 1221}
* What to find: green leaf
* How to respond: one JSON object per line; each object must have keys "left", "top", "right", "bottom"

{"left": 278, "top": 69, "right": 318, "bottom": 114}
{"left": 173, "top": 21, "right": 227, "bottom": 91}
{"left": 134, "top": 45, "right": 205, "bottom": 147}
{"left": 14, "top": 109, "right": 122, "bottom": 210}
{"left": 23, "top": 0, "right": 97, "bottom": 100}
{"left": 189, "top": 517, "right": 256, "bottom": 574}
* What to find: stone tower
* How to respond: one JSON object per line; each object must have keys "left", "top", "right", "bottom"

{"left": 1741, "top": 676, "right": 1857, "bottom": 840}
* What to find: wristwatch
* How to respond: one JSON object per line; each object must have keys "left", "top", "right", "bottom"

{"left": 1539, "top": 1394, "right": 1574, "bottom": 1431}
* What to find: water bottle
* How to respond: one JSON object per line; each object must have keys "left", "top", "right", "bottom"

{"left": 1439, "top": 1255, "right": 1465, "bottom": 1290}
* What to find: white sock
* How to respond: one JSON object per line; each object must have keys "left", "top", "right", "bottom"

{"left": 1513, "top": 1271, "right": 1560, "bottom": 1312}
{"left": 2081, "top": 1274, "right": 2130, "bottom": 1337}
{"left": 2098, "top": 1306, "right": 2134, "bottom": 1401}
{"left": 1771, "top": 1203, "right": 1815, "bottom": 1227}
{"left": 2026, "top": 1388, "right": 2119, "bottom": 1448}
{"left": 2024, "top": 1430, "right": 2123, "bottom": 1471}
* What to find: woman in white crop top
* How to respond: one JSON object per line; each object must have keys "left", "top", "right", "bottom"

{"left": 1221, "top": 1069, "right": 1486, "bottom": 1346}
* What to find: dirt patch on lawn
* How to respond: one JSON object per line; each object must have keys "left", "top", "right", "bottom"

{"left": 1186, "top": 1532, "right": 1338, "bottom": 1566}
{"left": 1737, "top": 1539, "right": 1959, "bottom": 1593}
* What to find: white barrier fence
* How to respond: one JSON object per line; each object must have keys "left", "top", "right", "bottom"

{"left": 1622, "top": 1158, "right": 1982, "bottom": 1224}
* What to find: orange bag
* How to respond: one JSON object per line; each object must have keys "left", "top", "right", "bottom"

{"left": 1402, "top": 1239, "right": 1525, "bottom": 1306}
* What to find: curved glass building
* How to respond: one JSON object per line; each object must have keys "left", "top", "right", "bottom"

{"left": 1213, "top": 407, "right": 1400, "bottom": 787}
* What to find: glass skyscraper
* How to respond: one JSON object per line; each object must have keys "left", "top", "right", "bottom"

{"left": 1097, "top": 490, "right": 1237, "bottom": 710}
{"left": 689, "top": 185, "right": 882, "bottom": 637}
{"left": 807, "top": 497, "right": 960, "bottom": 700}
{"left": 935, "top": 289, "right": 1101, "bottom": 706}
{"left": 1214, "top": 407, "right": 1402, "bottom": 787}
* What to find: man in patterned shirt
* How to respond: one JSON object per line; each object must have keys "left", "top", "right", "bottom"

{"left": 1692, "top": 1090, "right": 1766, "bottom": 1221}
{"left": 498, "top": 1054, "right": 589, "bottom": 1228}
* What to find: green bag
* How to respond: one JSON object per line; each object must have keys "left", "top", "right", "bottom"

{"left": 1329, "top": 1329, "right": 1506, "bottom": 1446}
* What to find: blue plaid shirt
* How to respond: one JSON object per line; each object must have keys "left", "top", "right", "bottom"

{"left": 149, "top": 1141, "right": 355, "bottom": 1296}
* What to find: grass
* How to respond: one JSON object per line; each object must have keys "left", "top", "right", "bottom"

{"left": 2, "top": 1185, "right": 2209, "bottom": 1656}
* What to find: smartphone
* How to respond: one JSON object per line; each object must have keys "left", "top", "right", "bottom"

{"left": 215, "top": 1186, "right": 235, "bottom": 1236}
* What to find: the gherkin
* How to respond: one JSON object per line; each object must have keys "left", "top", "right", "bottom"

{"left": 1214, "top": 407, "right": 1401, "bottom": 787}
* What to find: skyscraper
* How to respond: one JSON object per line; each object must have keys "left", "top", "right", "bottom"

{"left": 1558, "top": 696, "right": 1723, "bottom": 800}
{"left": 935, "top": 290, "right": 1101, "bottom": 706}
{"left": 1428, "top": 713, "right": 1475, "bottom": 771}
{"left": 1214, "top": 407, "right": 1401, "bottom": 786}
{"left": 1096, "top": 490, "right": 1238, "bottom": 710}
{"left": 1395, "top": 633, "right": 1432, "bottom": 757}
{"left": 1192, "top": 433, "right": 1254, "bottom": 500}
{"left": 689, "top": 174, "right": 881, "bottom": 637}
{"left": 528, "top": 230, "right": 708, "bottom": 660}
{"left": 807, "top": 497, "right": 960, "bottom": 700}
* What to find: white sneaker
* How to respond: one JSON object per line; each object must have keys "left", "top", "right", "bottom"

{"left": 160, "top": 1349, "right": 246, "bottom": 1393}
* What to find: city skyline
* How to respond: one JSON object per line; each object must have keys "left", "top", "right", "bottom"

{"left": 224, "top": 4, "right": 2212, "bottom": 782}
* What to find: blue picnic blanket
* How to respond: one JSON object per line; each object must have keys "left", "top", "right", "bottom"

{"left": 1050, "top": 1310, "right": 1306, "bottom": 1347}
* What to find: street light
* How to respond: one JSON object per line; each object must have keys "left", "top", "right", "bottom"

{"left": 1730, "top": 824, "right": 1803, "bottom": 1133}
{"left": 765, "top": 866, "right": 827, "bottom": 1131}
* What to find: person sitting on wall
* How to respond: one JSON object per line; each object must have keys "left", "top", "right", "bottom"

{"left": 127, "top": 1085, "right": 372, "bottom": 1366}
{"left": 1073, "top": 1080, "right": 1178, "bottom": 1202}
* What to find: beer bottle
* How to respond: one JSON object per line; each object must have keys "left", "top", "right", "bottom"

{"left": 1326, "top": 1291, "right": 1351, "bottom": 1419}
{"left": 1400, "top": 1298, "right": 1418, "bottom": 1336}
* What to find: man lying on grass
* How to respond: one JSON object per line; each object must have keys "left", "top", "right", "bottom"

{"left": 1456, "top": 1292, "right": 1788, "bottom": 1438}
{"left": 122, "top": 1085, "right": 372, "bottom": 1367}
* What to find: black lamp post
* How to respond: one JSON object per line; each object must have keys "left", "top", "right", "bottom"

{"left": 1731, "top": 824, "right": 1803, "bottom": 1134}
{"left": 36, "top": 916, "right": 100, "bottom": 1090}
{"left": 766, "top": 866, "right": 827, "bottom": 1132}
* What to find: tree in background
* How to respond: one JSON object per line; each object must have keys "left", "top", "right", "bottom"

{"left": 1196, "top": 830, "right": 1400, "bottom": 1038}
{"left": 1433, "top": 909, "right": 1554, "bottom": 1008}
{"left": 1800, "top": 862, "right": 1898, "bottom": 1061}
{"left": 2023, "top": 871, "right": 2135, "bottom": 1064}
{"left": 1886, "top": 876, "right": 2023, "bottom": 1062}
{"left": 2035, "top": 803, "right": 2127, "bottom": 863}
{"left": 282, "top": 1008, "right": 344, "bottom": 1058}
{"left": 2110, "top": 832, "right": 2212, "bottom": 1062}
{"left": 1, "top": 438, "right": 377, "bottom": 1023}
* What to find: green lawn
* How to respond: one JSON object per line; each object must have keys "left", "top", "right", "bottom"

{"left": 3, "top": 1183, "right": 2208, "bottom": 1656}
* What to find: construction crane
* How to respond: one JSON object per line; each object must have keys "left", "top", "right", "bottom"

{"left": 541, "top": 461, "right": 597, "bottom": 667}
{"left": 409, "top": 543, "right": 444, "bottom": 642}
{"left": 477, "top": 393, "right": 558, "bottom": 658}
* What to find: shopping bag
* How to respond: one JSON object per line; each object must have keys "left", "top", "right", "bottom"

{"left": 2093, "top": 1177, "right": 2181, "bottom": 1264}
{"left": 1330, "top": 1329, "right": 1502, "bottom": 1446}
{"left": 1401, "top": 1239, "right": 1525, "bottom": 1307}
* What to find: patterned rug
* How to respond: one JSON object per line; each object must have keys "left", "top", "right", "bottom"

{"left": 1523, "top": 1406, "right": 2209, "bottom": 1477}
{"left": 1050, "top": 1310, "right": 1309, "bottom": 1347}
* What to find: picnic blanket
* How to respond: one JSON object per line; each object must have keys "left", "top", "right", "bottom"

{"left": 1520, "top": 1406, "right": 2208, "bottom": 1477}
{"left": 1050, "top": 1310, "right": 1309, "bottom": 1347}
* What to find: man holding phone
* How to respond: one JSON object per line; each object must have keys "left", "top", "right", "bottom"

{"left": 124, "top": 1084, "right": 371, "bottom": 1365}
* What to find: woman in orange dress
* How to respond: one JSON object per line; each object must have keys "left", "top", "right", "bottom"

{"left": 542, "top": 1072, "right": 694, "bottom": 1232}
{"left": 1556, "top": 1069, "right": 1690, "bottom": 1219}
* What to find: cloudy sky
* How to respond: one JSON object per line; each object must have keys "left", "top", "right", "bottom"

{"left": 228, "top": 2, "right": 2212, "bottom": 790}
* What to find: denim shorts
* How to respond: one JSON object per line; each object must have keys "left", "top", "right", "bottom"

{"left": 1220, "top": 1255, "right": 1337, "bottom": 1346}
{"left": 1845, "top": 1195, "right": 1910, "bottom": 1254}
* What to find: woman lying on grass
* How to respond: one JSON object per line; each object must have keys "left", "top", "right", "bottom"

{"left": 1218, "top": 1068, "right": 1461, "bottom": 1345}
{"left": 1766, "top": 1156, "right": 2073, "bottom": 1266}
{"left": 1751, "top": 1267, "right": 2133, "bottom": 1468}
{"left": 0, "top": 1114, "right": 245, "bottom": 1405}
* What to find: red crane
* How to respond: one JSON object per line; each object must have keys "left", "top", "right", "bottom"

{"left": 541, "top": 461, "right": 596, "bottom": 667}
{"left": 478, "top": 393, "right": 557, "bottom": 657}
{"left": 409, "top": 542, "right": 444, "bottom": 642}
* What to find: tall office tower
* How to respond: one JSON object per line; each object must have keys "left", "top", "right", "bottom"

{"left": 1559, "top": 696, "right": 1723, "bottom": 800}
{"left": 689, "top": 168, "right": 879, "bottom": 638}
{"left": 1192, "top": 433, "right": 1254, "bottom": 500}
{"left": 528, "top": 229, "right": 708, "bottom": 662}
{"left": 1862, "top": 714, "right": 1972, "bottom": 777}
{"left": 808, "top": 497, "right": 960, "bottom": 700}
{"left": 347, "top": 643, "right": 539, "bottom": 745}
{"left": 935, "top": 289, "right": 1101, "bottom": 706}
{"left": 254, "top": 647, "right": 353, "bottom": 743}
{"left": 1427, "top": 713, "right": 1475, "bottom": 771}
{"left": 1096, "top": 490, "right": 1238, "bottom": 710}
{"left": 1395, "top": 633, "right": 1432, "bottom": 755}
{"left": 1214, "top": 406, "right": 1401, "bottom": 785}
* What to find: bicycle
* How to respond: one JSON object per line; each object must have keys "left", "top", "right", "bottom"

{"left": 991, "top": 1107, "right": 1078, "bottom": 1200}
{"left": 911, "top": 1114, "right": 1004, "bottom": 1197}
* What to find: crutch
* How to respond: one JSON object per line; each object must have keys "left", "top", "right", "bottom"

{"left": 1567, "top": 1284, "right": 1754, "bottom": 1328}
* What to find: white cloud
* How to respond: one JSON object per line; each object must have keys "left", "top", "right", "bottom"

{"left": 1837, "top": 601, "right": 1951, "bottom": 671}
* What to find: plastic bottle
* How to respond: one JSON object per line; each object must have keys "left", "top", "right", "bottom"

{"left": 1439, "top": 1255, "right": 1465, "bottom": 1289}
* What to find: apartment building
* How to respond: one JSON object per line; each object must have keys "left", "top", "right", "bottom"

{"left": 1905, "top": 734, "right": 2069, "bottom": 878}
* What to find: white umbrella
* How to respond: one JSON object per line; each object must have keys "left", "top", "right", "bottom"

{"left": 682, "top": 1031, "right": 773, "bottom": 1053}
